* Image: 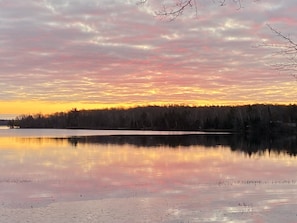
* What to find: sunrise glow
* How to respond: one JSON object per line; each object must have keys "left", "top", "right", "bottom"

{"left": 0, "top": 1, "right": 297, "bottom": 118}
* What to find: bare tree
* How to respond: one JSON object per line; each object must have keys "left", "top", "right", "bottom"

{"left": 265, "top": 24, "right": 297, "bottom": 79}
{"left": 137, "top": 0, "right": 245, "bottom": 21}
{"left": 155, "top": 0, "right": 198, "bottom": 21}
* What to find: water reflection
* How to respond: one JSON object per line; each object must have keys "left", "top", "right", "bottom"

{"left": 0, "top": 133, "right": 296, "bottom": 223}
{"left": 64, "top": 134, "right": 297, "bottom": 157}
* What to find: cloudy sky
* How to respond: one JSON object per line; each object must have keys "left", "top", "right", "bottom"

{"left": 0, "top": 0, "right": 297, "bottom": 117}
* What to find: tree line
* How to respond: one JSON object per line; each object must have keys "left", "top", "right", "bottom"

{"left": 0, "top": 120, "right": 8, "bottom": 126}
{"left": 9, "top": 104, "right": 297, "bottom": 134}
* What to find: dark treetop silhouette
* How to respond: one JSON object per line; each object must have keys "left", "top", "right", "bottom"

{"left": 11, "top": 105, "right": 297, "bottom": 135}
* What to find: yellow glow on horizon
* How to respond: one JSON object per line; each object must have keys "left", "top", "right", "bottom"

{"left": 0, "top": 101, "right": 124, "bottom": 117}
{"left": 1, "top": 99, "right": 294, "bottom": 118}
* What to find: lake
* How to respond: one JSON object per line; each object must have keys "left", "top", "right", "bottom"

{"left": 0, "top": 128, "right": 296, "bottom": 223}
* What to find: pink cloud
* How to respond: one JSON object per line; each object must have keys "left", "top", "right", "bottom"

{"left": 0, "top": 0, "right": 297, "bottom": 108}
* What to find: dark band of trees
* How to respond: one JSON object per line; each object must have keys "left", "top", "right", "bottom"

{"left": 9, "top": 104, "right": 297, "bottom": 135}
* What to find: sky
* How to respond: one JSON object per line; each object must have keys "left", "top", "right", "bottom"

{"left": 0, "top": 0, "right": 297, "bottom": 118}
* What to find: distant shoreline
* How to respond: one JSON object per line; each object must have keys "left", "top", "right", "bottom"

{"left": 0, "top": 120, "right": 9, "bottom": 126}
{"left": 8, "top": 104, "right": 297, "bottom": 135}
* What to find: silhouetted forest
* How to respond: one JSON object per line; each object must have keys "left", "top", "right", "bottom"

{"left": 0, "top": 120, "right": 8, "bottom": 126}
{"left": 10, "top": 104, "right": 297, "bottom": 134}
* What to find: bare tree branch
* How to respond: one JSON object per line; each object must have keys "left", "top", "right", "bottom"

{"left": 265, "top": 24, "right": 297, "bottom": 79}
{"left": 267, "top": 24, "right": 297, "bottom": 51}
{"left": 137, "top": 0, "right": 249, "bottom": 20}
{"left": 155, "top": 0, "right": 196, "bottom": 21}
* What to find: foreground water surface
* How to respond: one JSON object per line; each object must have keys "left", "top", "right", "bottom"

{"left": 0, "top": 129, "right": 296, "bottom": 223}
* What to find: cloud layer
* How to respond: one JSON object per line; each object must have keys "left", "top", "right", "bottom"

{"left": 0, "top": 0, "right": 296, "bottom": 114}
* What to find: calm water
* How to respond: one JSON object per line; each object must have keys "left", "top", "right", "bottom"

{"left": 0, "top": 129, "right": 296, "bottom": 223}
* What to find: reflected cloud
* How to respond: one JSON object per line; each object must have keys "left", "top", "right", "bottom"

{"left": 0, "top": 133, "right": 296, "bottom": 223}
